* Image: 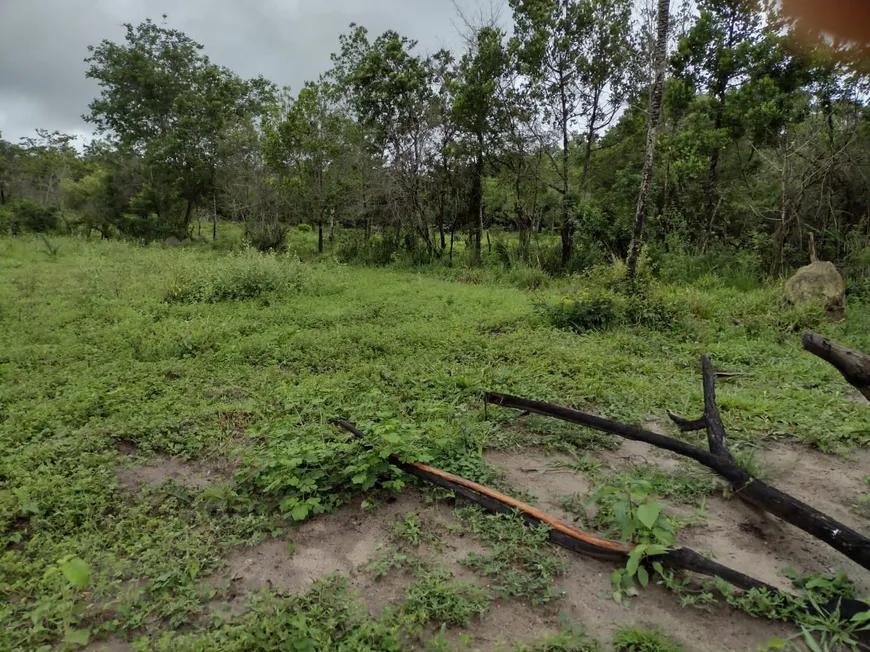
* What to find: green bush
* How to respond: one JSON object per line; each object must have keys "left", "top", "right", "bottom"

{"left": 296, "top": 223, "right": 313, "bottom": 232}
{"left": 542, "top": 289, "right": 624, "bottom": 332}
{"left": 507, "top": 264, "right": 550, "bottom": 290}
{"left": 7, "top": 198, "right": 58, "bottom": 233}
{"left": 165, "top": 250, "right": 307, "bottom": 304}
{"left": 245, "top": 221, "right": 287, "bottom": 252}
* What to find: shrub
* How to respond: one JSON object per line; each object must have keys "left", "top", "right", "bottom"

{"left": 245, "top": 220, "right": 287, "bottom": 252}
{"left": 7, "top": 198, "right": 58, "bottom": 233}
{"left": 542, "top": 289, "right": 624, "bottom": 332}
{"left": 507, "top": 264, "right": 550, "bottom": 291}
{"left": 165, "top": 250, "right": 307, "bottom": 304}
{"left": 296, "top": 223, "right": 313, "bottom": 232}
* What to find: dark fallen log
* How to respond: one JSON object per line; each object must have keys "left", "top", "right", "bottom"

{"left": 485, "top": 356, "right": 870, "bottom": 574}
{"left": 803, "top": 331, "right": 870, "bottom": 402}
{"left": 334, "top": 420, "right": 868, "bottom": 626}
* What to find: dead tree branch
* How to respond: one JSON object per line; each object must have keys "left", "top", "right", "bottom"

{"left": 803, "top": 331, "right": 870, "bottom": 402}
{"left": 486, "top": 356, "right": 870, "bottom": 573}
{"left": 335, "top": 419, "right": 868, "bottom": 624}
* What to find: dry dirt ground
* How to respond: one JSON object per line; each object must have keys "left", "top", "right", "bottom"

{"left": 103, "top": 423, "right": 870, "bottom": 652}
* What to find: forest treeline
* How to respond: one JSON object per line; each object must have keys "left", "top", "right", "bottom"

{"left": 1, "top": 0, "right": 869, "bottom": 277}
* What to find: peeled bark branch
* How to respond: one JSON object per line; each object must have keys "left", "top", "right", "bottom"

{"left": 803, "top": 331, "right": 870, "bottom": 402}
{"left": 486, "top": 358, "right": 870, "bottom": 574}
{"left": 335, "top": 420, "right": 868, "bottom": 625}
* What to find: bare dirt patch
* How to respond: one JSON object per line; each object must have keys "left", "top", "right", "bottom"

{"left": 209, "top": 489, "right": 485, "bottom": 616}
{"left": 115, "top": 453, "right": 228, "bottom": 491}
{"left": 485, "top": 450, "right": 591, "bottom": 522}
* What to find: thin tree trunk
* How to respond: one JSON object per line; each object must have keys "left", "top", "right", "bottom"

{"left": 627, "top": 0, "right": 670, "bottom": 281}
{"left": 470, "top": 133, "right": 485, "bottom": 261}
{"left": 702, "top": 106, "right": 724, "bottom": 245}
{"left": 329, "top": 210, "right": 335, "bottom": 248}
{"left": 580, "top": 89, "right": 600, "bottom": 191}
{"left": 560, "top": 79, "right": 572, "bottom": 267}
{"left": 318, "top": 221, "right": 324, "bottom": 254}
{"left": 212, "top": 193, "right": 218, "bottom": 241}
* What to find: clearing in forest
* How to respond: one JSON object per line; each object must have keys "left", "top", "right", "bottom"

{"left": 2, "top": 236, "right": 870, "bottom": 651}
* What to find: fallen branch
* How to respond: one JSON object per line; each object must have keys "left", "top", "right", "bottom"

{"left": 803, "top": 331, "right": 870, "bottom": 402}
{"left": 485, "top": 357, "right": 870, "bottom": 574}
{"left": 335, "top": 419, "right": 868, "bottom": 624}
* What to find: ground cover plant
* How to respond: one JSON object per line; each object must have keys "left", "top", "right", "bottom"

{"left": 2, "top": 235, "right": 870, "bottom": 650}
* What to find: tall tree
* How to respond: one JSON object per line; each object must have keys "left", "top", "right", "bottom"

{"left": 672, "top": 0, "right": 765, "bottom": 246}
{"left": 453, "top": 26, "right": 510, "bottom": 260}
{"left": 84, "top": 16, "right": 273, "bottom": 238}
{"left": 627, "top": 0, "right": 671, "bottom": 280}
{"left": 510, "top": 0, "right": 592, "bottom": 266}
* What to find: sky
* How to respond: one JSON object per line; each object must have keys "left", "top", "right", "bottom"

{"left": 0, "top": 0, "right": 506, "bottom": 145}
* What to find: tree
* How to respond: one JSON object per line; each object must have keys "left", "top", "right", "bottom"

{"left": 672, "top": 0, "right": 765, "bottom": 246}
{"left": 265, "top": 81, "right": 352, "bottom": 253}
{"left": 453, "top": 26, "right": 510, "bottom": 260}
{"left": 333, "top": 25, "right": 440, "bottom": 256}
{"left": 627, "top": 0, "right": 671, "bottom": 281}
{"left": 510, "top": 0, "right": 592, "bottom": 266}
{"left": 84, "top": 16, "right": 273, "bottom": 239}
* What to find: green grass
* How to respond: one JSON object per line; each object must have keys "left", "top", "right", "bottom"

{"left": 1, "top": 234, "right": 870, "bottom": 648}
{"left": 612, "top": 626, "right": 685, "bottom": 652}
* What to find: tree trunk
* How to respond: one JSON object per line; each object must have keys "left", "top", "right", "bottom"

{"left": 580, "top": 88, "right": 600, "bottom": 192}
{"left": 183, "top": 200, "right": 195, "bottom": 234}
{"left": 470, "top": 134, "right": 485, "bottom": 262}
{"left": 318, "top": 221, "right": 324, "bottom": 254}
{"left": 438, "top": 184, "right": 446, "bottom": 251}
{"left": 212, "top": 193, "right": 218, "bottom": 241}
{"left": 702, "top": 105, "right": 725, "bottom": 245}
{"left": 560, "top": 81, "right": 572, "bottom": 268}
{"left": 627, "top": 0, "right": 670, "bottom": 282}
{"left": 329, "top": 210, "right": 335, "bottom": 248}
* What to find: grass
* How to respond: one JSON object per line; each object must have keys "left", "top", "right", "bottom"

{"left": 1, "top": 233, "right": 870, "bottom": 648}
{"left": 612, "top": 626, "right": 685, "bottom": 652}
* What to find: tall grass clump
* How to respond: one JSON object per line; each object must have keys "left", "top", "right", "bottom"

{"left": 164, "top": 249, "right": 308, "bottom": 304}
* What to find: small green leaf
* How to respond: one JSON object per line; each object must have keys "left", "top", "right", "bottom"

{"left": 63, "top": 628, "right": 90, "bottom": 646}
{"left": 852, "top": 610, "right": 870, "bottom": 623}
{"left": 636, "top": 502, "right": 664, "bottom": 530}
{"left": 287, "top": 542, "right": 297, "bottom": 555}
{"left": 60, "top": 558, "right": 91, "bottom": 589}
{"left": 613, "top": 590, "right": 623, "bottom": 604}
{"left": 290, "top": 504, "right": 310, "bottom": 521}
{"left": 637, "top": 566, "right": 649, "bottom": 588}
{"left": 626, "top": 551, "right": 641, "bottom": 577}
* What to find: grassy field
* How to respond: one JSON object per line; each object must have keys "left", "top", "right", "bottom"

{"left": 2, "top": 235, "right": 870, "bottom": 651}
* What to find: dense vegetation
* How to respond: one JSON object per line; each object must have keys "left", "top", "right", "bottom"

{"left": 1, "top": 232, "right": 869, "bottom": 649}
{"left": 3, "top": 1, "right": 870, "bottom": 649}
{"left": 1, "top": 0, "right": 869, "bottom": 280}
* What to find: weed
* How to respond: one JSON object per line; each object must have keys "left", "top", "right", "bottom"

{"left": 401, "top": 569, "right": 491, "bottom": 627}
{"left": 511, "top": 623, "right": 602, "bottom": 651}
{"left": 612, "top": 626, "right": 685, "bottom": 652}
{"left": 455, "top": 507, "right": 567, "bottom": 605}
{"left": 586, "top": 479, "right": 676, "bottom": 602}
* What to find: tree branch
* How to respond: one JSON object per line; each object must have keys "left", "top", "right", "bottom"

{"left": 803, "top": 331, "right": 870, "bottom": 402}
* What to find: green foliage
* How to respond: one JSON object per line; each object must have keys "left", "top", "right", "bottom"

{"left": 6, "top": 197, "right": 58, "bottom": 233}
{"left": 456, "top": 507, "right": 567, "bottom": 605}
{"left": 612, "top": 626, "right": 685, "bottom": 652}
{"left": 3, "top": 237, "right": 870, "bottom": 647}
{"left": 512, "top": 624, "right": 602, "bottom": 651}
{"left": 541, "top": 284, "right": 682, "bottom": 333}
{"left": 587, "top": 479, "right": 676, "bottom": 602}
{"left": 164, "top": 249, "right": 307, "bottom": 304}
{"left": 401, "top": 569, "right": 491, "bottom": 627}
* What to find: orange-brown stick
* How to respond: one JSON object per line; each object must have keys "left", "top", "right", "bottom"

{"left": 408, "top": 459, "right": 634, "bottom": 554}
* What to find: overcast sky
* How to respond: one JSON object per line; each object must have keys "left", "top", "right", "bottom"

{"left": 0, "top": 0, "right": 506, "bottom": 145}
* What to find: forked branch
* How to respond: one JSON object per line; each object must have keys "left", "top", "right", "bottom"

{"left": 486, "top": 356, "right": 870, "bottom": 573}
